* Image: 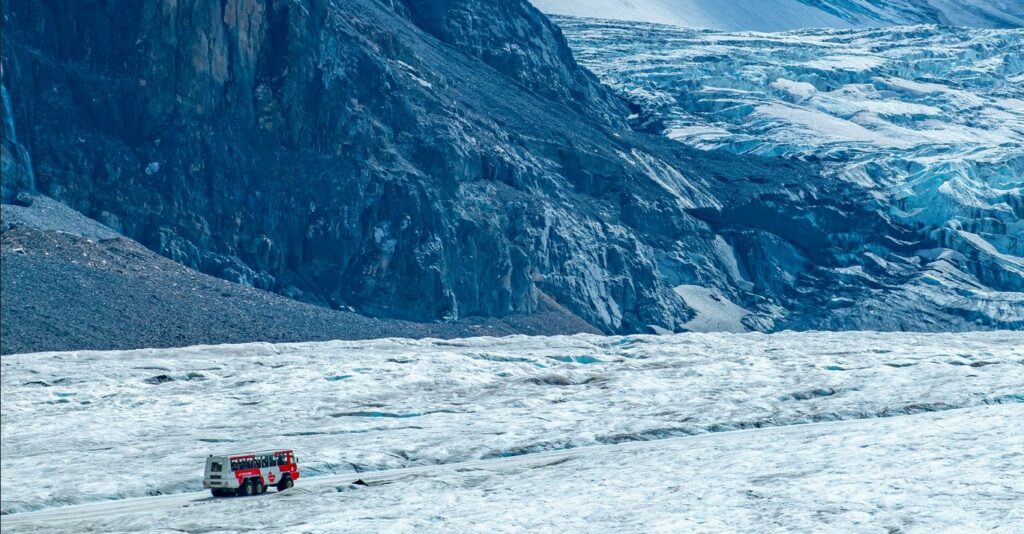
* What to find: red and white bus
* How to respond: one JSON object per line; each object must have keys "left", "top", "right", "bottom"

{"left": 203, "top": 450, "right": 300, "bottom": 497}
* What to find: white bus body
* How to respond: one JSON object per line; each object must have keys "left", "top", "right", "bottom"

{"left": 203, "top": 449, "right": 300, "bottom": 497}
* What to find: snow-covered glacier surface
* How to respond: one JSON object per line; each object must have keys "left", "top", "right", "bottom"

{"left": 2, "top": 332, "right": 1022, "bottom": 526}
{"left": 6, "top": 405, "right": 1020, "bottom": 533}
{"left": 532, "top": 0, "right": 1024, "bottom": 31}
{"left": 557, "top": 20, "right": 1024, "bottom": 327}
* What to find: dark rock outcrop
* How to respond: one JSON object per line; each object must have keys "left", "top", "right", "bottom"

{"left": 1, "top": 0, "right": 711, "bottom": 333}
{"left": 1, "top": 196, "right": 601, "bottom": 355}
{"left": 1, "top": 81, "right": 34, "bottom": 204}
{"left": 3, "top": 0, "right": 1016, "bottom": 344}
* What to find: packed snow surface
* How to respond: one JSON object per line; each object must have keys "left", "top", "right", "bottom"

{"left": 4, "top": 405, "right": 1020, "bottom": 532}
{"left": 2, "top": 332, "right": 1022, "bottom": 528}
{"left": 674, "top": 284, "right": 753, "bottom": 332}
{"left": 531, "top": 0, "right": 1024, "bottom": 30}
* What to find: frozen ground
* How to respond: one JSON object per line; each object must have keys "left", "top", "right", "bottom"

{"left": 3, "top": 406, "right": 1021, "bottom": 532}
{"left": 2, "top": 332, "right": 1022, "bottom": 529}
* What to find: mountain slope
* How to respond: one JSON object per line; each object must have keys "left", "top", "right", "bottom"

{"left": 3, "top": 0, "right": 1020, "bottom": 343}
{"left": 1, "top": 0, "right": 706, "bottom": 334}
{"left": 530, "top": 0, "right": 1024, "bottom": 30}
{"left": 1, "top": 196, "right": 599, "bottom": 354}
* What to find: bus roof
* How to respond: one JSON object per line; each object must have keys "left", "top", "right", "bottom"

{"left": 209, "top": 450, "right": 293, "bottom": 458}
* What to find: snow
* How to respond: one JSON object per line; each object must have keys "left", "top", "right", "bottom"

{"left": 2, "top": 331, "right": 1022, "bottom": 530}
{"left": 7, "top": 409, "right": 1023, "bottom": 532}
{"left": 621, "top": 148, "right": 721, "bottom": 209}
{"left": 557, "top": 19, "right": 1024, "bottom": 322}
{"left": 674, "top": 285, "right": 752, "bottom": 332}
{"left": 802, "top": 54, "right": 886, "bottom": 71}
{"left": 771, "top": 78, "right": 818, "bottom": 102}
{"left": 530, "top": 0, "right": 1024, "bottom": 30}
{"left": 753, "top": 102, "right": 910, "bottom": 148}
{"left": 531, "top": 0, "right": 852, "bottom": 32}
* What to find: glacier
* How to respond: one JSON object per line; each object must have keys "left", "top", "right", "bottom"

{"left": 6, "top": 407, "right": 1021, "bottom": 532}
{"left": 531, "top": 0, "right": 1024, "bottom": 31}
{"left": 2, "top": 332, "right": 1022, "bottom": 514}
{"left": 553, "top": 19, "right": 1024, "bottom": 328}
{"left": 1, "top": 332, "right": 1022, "bottom": 530}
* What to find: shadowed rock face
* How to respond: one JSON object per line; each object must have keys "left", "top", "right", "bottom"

{"left": 0, "top": 195, "right": 603, "bottom": 355}
{"left": 0, "top": 0, "right": 708, "bottom": 333}
{"left": 1, "top": 83, "right": 33, "bottom": 204}
{"left": 2, "top": 0, "right": 1019, "bottom": 339}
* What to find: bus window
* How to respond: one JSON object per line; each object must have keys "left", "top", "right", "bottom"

{"left": 211, "top": 462, "right": 222, "bottom": 472}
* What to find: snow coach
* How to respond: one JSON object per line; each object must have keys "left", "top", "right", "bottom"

{"left": 203, "top": 450, "right": 300, "bottom": 497}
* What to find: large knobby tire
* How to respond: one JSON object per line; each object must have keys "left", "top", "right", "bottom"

{"left": 277, "top": 477, "right": 294, "bottom": 492}
{"left": 254, "top": 479, "right": 264, "bottom": 495}
{"left": 239, "top": 479, "right": 255, "bottom": 497}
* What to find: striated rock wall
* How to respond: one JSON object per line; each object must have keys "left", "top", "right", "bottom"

{"left": 4, "top": 0, "right": 1017, "bottom": 337}
{"left": 1, "top": 78, "right": 34, "bottom": 204}
{"left": 1, "top": 0, "right": 706, "bottom": 333}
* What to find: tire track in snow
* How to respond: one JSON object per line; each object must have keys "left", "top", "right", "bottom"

{"left": 3, "top": 405, "right": 1017, "bottom": 529}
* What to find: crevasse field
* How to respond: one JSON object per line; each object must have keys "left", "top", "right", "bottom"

{"left": 2, "top": 332, "right": 1022, "bottom": 532}
{"left": 559, "top": 21, "right": 1024, "bottom": 327}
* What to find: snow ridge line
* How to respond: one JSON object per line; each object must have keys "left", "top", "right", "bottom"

{"left": 476, "top": 393, "right": 1023, "bottom": 459}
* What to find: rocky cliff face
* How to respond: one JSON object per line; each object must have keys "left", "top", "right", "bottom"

{"left": 1, "top": 81, "right": 33, "bottom": 204}
{"left": 3, "top": 0, "right": 1017, "bottom": 337}
{"left": 1, "top": 0, "right": 710, "bottom": 333}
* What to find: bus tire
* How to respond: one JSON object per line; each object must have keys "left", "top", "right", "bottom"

{"left": 277, "top": 477, "right": 294, "bottom": 492}
{"left": 253, "top": 479, "right": 264, "bottom": 495}
{"left": 239, "top": 479, "right": 255, "bottom": 497}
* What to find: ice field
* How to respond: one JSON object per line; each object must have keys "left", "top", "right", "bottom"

{"left": 560, "top": 21, "right": 1024, "bottom": 265}
{"left": 2, "top": 332, "right": 1022, "bottom": 531}
{"left": 556, "top": 20, "right": 1024, "bottom": 329}
{"left": 532, "top": 0, "right": 1024, "bottom": 31}
{"left": 5, "top": 405, "right": 1021, "bottom": 532}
